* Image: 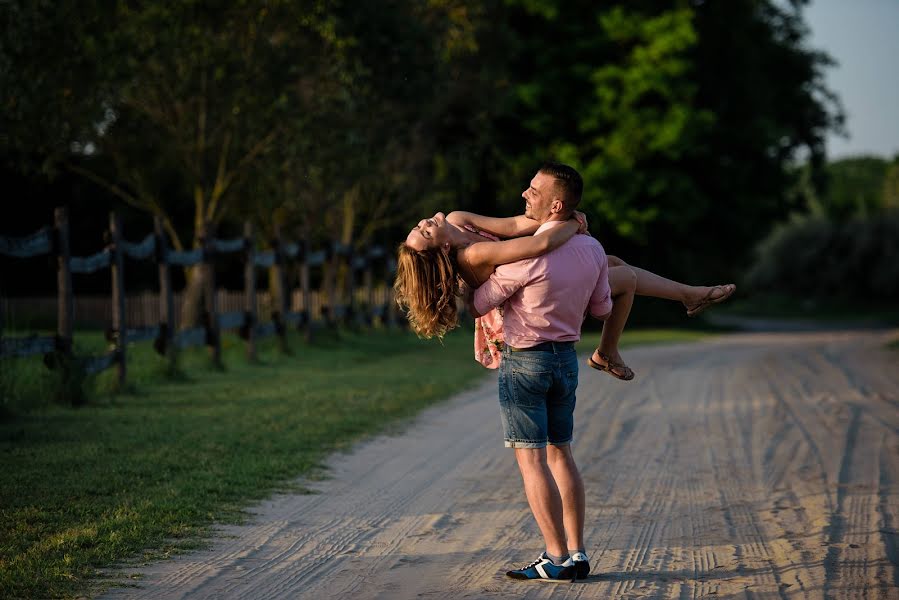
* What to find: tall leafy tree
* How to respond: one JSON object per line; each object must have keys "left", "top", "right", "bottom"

{"left": 2, "top": 1, "right": 356, "bottom": 322}
{"left": 478, "top": 0, "right": 843, "bottom": 279}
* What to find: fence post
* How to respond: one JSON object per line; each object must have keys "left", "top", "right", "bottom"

{"left": 243, "top": 221, "right": 257, "bottom": 361}
{"left": 323, "top": 243, "right": 338, "bottom": 333}
{"left": 299, "top": 235, "right": 313, "bottom": 342}
{"left": 154, "top": 217, "right": 176, "bottom": 366}
{"left": 109, "top": 212, "right": 127, "bottom": 388}
{"left": 202, "top": 221, "right": 222, "bottom": 367}
{"left": 344, "top": 245, "right": 357, "bottom": 329}
{"left": 54, "top": 207, "right": 74, "bottom": 354}
{"left": 272, "top": 223, "right": 289, "bottom": 353}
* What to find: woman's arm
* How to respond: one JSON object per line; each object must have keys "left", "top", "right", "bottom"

{"left": 461, "top": 219, "right": 581, "bottom": 270}
{"left": 446, "top": 211, "right": 539, "bottom": 238}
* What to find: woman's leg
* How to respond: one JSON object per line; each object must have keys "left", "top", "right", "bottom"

{"left": 607, "top": 255, "right": 736, "bottom": 315}
{"left": 590, "top": 265, "right": 636, "bottom": 379}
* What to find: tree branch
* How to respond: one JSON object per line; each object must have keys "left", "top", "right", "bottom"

{"left": 207, "top": 125, "right": 281, "bottom": 224}
{"left": 64, "top": 162, "right": 151, "bottom": 212}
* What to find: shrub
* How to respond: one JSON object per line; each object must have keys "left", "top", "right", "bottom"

{"left": 745, "top": 211, "right": 899, "bottom": 301}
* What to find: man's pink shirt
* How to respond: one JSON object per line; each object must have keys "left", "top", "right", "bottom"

{"left": 473, "top": 221, "right": 612, "bottom": 348}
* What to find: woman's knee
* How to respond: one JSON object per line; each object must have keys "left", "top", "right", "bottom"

{"left": 610, "top": 265, "right": 637, "bottom": 294}
{"left": 607, "top": 255, "right": 627, "bottom": 267}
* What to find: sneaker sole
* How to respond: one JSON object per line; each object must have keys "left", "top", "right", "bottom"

{"left": 506, "top": 574, "right": 575, "bottom": 582}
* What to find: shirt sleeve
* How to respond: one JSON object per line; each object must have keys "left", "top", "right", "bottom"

{"left": 473, "top": 263, "right": 526, "bottom": 315}
{"left": 587, "top": 250, "right": 612, "bottom": 318}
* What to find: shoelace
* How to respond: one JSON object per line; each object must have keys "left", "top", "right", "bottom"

{"left": 520, "top": 555, "right": 548, "bottom": 570}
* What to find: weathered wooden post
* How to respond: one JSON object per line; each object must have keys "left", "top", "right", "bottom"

{"left": 202, "top": 221, "right": 222, "bottom": 367}
{"left": 54, "top": 207, "right": 74, "bottom": 354}
{"left": 323, "top": 243, "right": 338, "bottom": 333}
{"left": 52, "top": 207, "right": 76, "bottom": 403}
{"left": 299, "top": 235, "right": 313, "bottom": 342}
{"left": 346, "top": 245, "right": 365, "bottom": 329}
{"left": 109, "top": 212, "right": 127, "bottom": 388}
{"left": 272, "top": 223, "right": 289, "bottom": 353}
{"left": 243, "top": 221, "right": 257, "bottom": 361}
{"left": 344, "top": 245, "right": 357, "bottom": 329}
{"left": 154, "top": 217, "right": 176, "bottom": 366}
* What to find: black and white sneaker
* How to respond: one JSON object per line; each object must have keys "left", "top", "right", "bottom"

{"left": 564, "top": 551, "right": 590, "bottom": 579}
{"left": 505, "top": 552, "right": 576, "bottom": 582}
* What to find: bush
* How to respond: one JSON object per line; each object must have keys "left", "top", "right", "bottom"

{"left": 745, "top": 211, "right": 899, "bottom": 301}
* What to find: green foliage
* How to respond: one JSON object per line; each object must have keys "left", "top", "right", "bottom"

{"left": 880, "top": 159, "right": 899, "bottom": 210}
{"left": 472, "top": 0, "right": 842, "bottom": 283}
{"left": 0, "top": 0, "right": 113, "bottom": 168}
{"left": 1, "top": 0, "right": 843, "bottom": 288}
{"left": 577, "top": 6, "right": 712, "bottom": 239}
{"left": 797, "top": 156, "right": 894, "bottom": 219}
{"left": 745, "top": 211, "right": 899, "bottom": 301}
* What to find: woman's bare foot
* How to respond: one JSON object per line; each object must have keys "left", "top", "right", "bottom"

{"left": 587, "top": 349, "right": 635, "bottom": 381}
{"left": 683, "top": 284, "right": 736, "bottom": 317}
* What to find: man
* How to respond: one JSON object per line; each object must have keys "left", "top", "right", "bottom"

{"left": 464, "top": 162, "right": 611, "bottom": 582}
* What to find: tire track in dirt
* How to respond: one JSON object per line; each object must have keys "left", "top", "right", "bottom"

{"left": 99, "top": 330, "right": 899, "bottom": 599}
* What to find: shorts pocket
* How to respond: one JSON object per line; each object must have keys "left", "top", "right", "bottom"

{"left": 511, "top": 367, "right": 552, "bottom": 408}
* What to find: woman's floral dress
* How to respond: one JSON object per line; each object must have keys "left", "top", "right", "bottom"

{"left": 462, "top": 225, "right": 505, "bottom": 369}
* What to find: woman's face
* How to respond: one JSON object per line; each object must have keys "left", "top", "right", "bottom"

{"left": 405, "top": 212, "right": 450, "bottom": 252}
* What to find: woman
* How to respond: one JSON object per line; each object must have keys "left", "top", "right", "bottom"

{"left": 394, "top": 210, "right": 734, "bottom": 380}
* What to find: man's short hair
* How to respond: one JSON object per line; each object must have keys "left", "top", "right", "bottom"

{"left": 539, "top": 161, "right": 583, "bottom": 209}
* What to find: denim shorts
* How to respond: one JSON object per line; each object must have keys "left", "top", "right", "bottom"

{"left": 497, "top": 342, "right": 579, "bottom": 448}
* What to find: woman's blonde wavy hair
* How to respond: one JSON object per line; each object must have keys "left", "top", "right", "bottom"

{"left": 394, "top": 243, "right": 461, "bottom": 339}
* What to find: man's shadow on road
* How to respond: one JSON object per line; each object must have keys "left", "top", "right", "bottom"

{"left": 574, "top": 565, "right": 766, "bottom": 585}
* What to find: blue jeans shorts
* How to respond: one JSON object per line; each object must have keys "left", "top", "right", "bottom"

{"left": 498, "top": 341, "right": 579, "bottom": 448}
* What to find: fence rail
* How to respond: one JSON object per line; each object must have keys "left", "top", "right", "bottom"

{"left": 0, "top": 208, "right": 400, "bottom": 393}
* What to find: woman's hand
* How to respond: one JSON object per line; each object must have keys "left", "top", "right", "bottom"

{"left": 457, "top": 276, "right": 470, "bottom": 296}
{"left": 573, "top": 211, "right": 589, "bottom": 235}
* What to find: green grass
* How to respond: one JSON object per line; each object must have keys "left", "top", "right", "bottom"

{"left": 0, "top": 325, "right": 708, "bottom": 599}
{"left": 580, "top": 327, "right": 713, "bottom": 351}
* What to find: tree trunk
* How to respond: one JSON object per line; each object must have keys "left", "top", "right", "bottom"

{"left": 335, "top": 188, "right": 358, "bottom": 306}
{"left": 179, "top": 264, "right": 204, "bottom": 330}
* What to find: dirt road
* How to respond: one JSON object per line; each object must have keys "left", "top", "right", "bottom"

{"left": 101, "top": 330, "right": 899, "bottom": 599}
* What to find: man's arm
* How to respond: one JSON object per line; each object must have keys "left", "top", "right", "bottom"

{"left": 468, "top": 263, "right": 527, "bottom": 318}
{"left": 461, "top": 281, "right": 481, "bottom": 318}
{"left": 446, "top": 211, "right": 539, "bottom": 239}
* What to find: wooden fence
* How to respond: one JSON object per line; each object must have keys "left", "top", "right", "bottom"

{"left": 1, "top": 288, "right": 392, "bottom": 329}
{"left": 0, "top": 208, "right": 399, "bottom": 389}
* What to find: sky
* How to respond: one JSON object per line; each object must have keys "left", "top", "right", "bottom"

{"left": 802, "top": 0, "right": 899, "bottom": 160}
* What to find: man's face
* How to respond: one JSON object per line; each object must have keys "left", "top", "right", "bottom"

{"left": 404, "top": 212, "right": 449, "bottom": 252}
{"left": 521, "top": 172, "right": 559, "bottom": 222}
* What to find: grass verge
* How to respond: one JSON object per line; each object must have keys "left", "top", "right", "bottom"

{"left": 0, "top": 326, "right": 707, "bottom": 599}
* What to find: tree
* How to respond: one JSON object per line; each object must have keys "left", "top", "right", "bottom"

{"left": 880, "top": 157, "right": 899, "bottom": 211}
{"left": 476, "top": 0, "right": 843, "bottom": 280}
{"left": 3, "top": 1, "right": 357, "bottom": 323}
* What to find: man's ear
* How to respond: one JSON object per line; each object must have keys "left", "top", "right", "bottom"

{"left": 550, "top": 198, "right": 564, "bottom": 214}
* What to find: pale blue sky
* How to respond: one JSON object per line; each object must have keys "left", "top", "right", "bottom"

{"left": 803, "top": 0, "right": 899, "bottom": 159}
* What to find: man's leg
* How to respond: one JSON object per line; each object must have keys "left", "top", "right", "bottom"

{"left": 514, "top": 447, "right": 568, "bottom": 558}
{"left": 546, "top": 444, "right": 585, "bottom": 553}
